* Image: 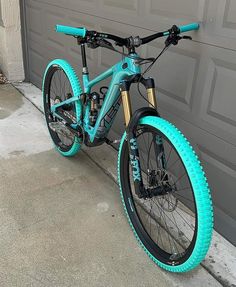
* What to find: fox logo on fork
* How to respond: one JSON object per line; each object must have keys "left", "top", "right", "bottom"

{"left": 130, "top": 154, "right": 141, "bottom": 182}
{"left": 129, "top": 138, "right": 141, "bottom": 181}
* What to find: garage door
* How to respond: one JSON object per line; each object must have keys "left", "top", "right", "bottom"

{"left": 21, "top": 0, "right": 236, "bottom": 245}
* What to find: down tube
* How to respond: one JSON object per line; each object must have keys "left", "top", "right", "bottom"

{"left": 89, "top": 70, "right": 129, "bottom": 142}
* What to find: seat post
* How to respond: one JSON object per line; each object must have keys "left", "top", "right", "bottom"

{"left": 81, "top": 43, "right": 88, "bottom": 74}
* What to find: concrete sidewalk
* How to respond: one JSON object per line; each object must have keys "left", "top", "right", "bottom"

{"left": 0, "top": 83, "right": 233, "bottom": 286}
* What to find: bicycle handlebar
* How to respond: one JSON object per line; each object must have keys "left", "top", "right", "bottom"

{"left": 56, "top": 25, "right": 87, "bottom": 37}
{"left": 55, "top": 22, "right": 199, "bottom": 48}
{"left": 178, "top": 22, "right": 199, "bottom": 33}
{"left": 141, "top": 22, "right": 199, "bottom": 45}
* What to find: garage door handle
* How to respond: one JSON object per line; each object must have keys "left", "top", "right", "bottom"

{"left": 55, "top": 25, "right": 87, "bottom": 38}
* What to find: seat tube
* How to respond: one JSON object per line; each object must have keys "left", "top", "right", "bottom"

{"left": 120, "top": 80, "right": 132, "bottom": 127}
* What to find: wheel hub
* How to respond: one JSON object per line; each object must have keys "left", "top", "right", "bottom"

{"left": 145, "top": 169, "right": 176, "bottom": 198}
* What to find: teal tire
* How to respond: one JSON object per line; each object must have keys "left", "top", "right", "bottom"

{"left": 42, "top": 59, "right": 83, "bottom": 157}
{"left": 118, "top": 116, "right": 213, "bottom": 272}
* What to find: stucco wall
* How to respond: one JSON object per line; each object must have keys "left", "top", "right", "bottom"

{"left": 0, "top": 0, "right": 24, "bottom": 81}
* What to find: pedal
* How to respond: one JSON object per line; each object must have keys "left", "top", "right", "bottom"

{"left": 49, "top": 122, "right": 74, "bottom": 138}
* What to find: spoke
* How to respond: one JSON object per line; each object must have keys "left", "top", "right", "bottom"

{"left": 139, "top": 151, "right": 146, "bottom": 170}
{"left": 156, "top": 204, "right": 165, "bottom": 249}
{"left": 50, "top": 82, "right": 58, "bottom": 100}
{"left": 147, "top": 138, "right": 154, "bottom": 170}
{"left": 57, "top": 71, "right": 61, "bottom": 96}
{"left": 62, "top": 72, "right": 66, "bottom": 98}
{"left": 152, "top": 197, "right": 175, "bottom": 252}
{"left": 160, "top": 169, "right": 168, "bottom": 183}
{"left": 176, "top": 186, "right": 191, "bottom": 192}
{"left": 167, "top": 157, "right": 180, "bottom": 171}
{"left": 162, "top": 208, "right": 180, "bottom": 254}
{"left": 172, "top": 172, "right": 187, "bottom": 187}
{"left": 141, "top": 134, "right": 150, "bottom": 162}
{"left": 56, "top": 71, "right": 60, "bottom": 96}
{"left": 170, "top": 207, "right": 182, "bottom": 252}
{"left": 135, "top": 197, "right": 167, "bottom": 250}
{"left": 152, "top": 136, "right": 159, "bottom": 170}
{"left": 148, "top": 132, "right": 150, "bottom": 153}
{"left": 140, "top": 133, "right": 153, "bottom": 172}
{"left": 59, "top": 70, "right": 62, "bottom": 97}
{"left": 175, "top": 193, "right": 194, "bottom": 203}
{"left": 149, "top": 201, "right": 153, "bottom": 237}
{"left": 162, "top": 197, "right": 195, "bottom": 232}
{"left": 151, "top": 198, "right": 191, "bottom": 242}
{"left": 144, "top": 207, "right": 150, "bottom": 227}
{"left": 165, "top": 146, "right": 173, "bottom": 166}
{"left": 158, "top": 200, "right": 176, "bottom": 253}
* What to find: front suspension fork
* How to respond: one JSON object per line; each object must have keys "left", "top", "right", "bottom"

{"left": 120, "top": 77, "right": 165, "bottom": 198}
{"left": 120, "top": 85, "right": 142, "bottom": 197}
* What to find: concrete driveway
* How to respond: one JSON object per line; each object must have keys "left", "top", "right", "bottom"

{"left": 0, "top": 84, "right": 171, "bottom": 286}
{"left": 0, "top": 84, "right": 224, "bottom": 287}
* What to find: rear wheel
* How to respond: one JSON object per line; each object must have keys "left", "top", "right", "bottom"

{"left": 118, "top": 116, "right": 213, "bottom": 272}
{"left": 43, "top": 60, "right": 82, "bottom": 157}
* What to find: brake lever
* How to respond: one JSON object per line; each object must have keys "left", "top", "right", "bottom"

{"left": 97, "top": 39, "right": 114, "bottom": 50}
{"left": 165, "top": 34, "right": 192, "bottom": 47}
{"left": 182, "top": 36, "right": 192, "bottom": 40}
{"left": 97, "top": 39, "right": 113, "bottom": 48}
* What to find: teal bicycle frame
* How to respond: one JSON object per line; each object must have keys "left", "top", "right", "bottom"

{"left": 51, "top": 53, "right": 141, "bottom": 143}
{"left": 50, "top": 21, "right": 199, "bottom": 144}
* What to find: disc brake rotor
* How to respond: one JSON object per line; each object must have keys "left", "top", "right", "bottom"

{"left": 148, "top": 168, "right": 178, "bottom": 212}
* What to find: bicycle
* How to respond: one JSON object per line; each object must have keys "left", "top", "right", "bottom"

{"left": 42, "top": 22, "right": 213, "bottom": 273}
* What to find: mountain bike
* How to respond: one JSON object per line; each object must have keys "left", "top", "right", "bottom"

{"left": 42, "top": 22, "right": 213, "bottom": 272}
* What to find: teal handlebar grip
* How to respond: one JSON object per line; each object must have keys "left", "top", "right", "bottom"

{"left": 55, "top": 25, "right": 87, "bottom": 37}
{"left": 178, "top": 22, "right": 200, "bottom": 33}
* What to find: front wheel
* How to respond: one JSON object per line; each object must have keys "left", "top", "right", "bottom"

{"left": 118, "top": 116, "right": 213, "bottom": 272}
